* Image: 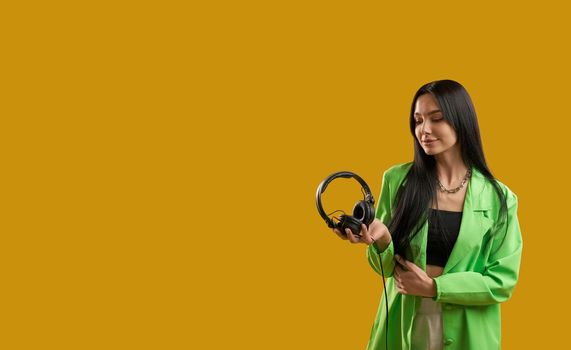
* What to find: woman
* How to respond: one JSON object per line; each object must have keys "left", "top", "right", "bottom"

{"left": 333, "top": 80, "right": 523, "bottom": 350}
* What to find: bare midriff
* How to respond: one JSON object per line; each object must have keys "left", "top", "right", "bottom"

{"left": 426, "top": 264, "right": 444, "bottom": 278}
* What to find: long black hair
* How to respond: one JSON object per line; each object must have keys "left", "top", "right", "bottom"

{"left": 389, "top": 79, "right": 508, "bottom": 259}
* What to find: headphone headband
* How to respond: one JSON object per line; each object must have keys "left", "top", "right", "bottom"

{"left": 315, "top": 171, "right": 375, "bottom": 228}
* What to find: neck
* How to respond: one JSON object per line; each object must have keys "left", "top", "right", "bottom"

{"left": 433, "top": 146, "right": 468, "bottom": 186}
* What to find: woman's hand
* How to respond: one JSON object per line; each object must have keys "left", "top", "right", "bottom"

{"left": 393, "top": 255, "right": 437, "bottom": 298}
{"left": 332, "top": 218, "right": 389, "bottom": 245}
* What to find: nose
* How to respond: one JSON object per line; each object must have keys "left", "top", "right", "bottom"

{"left": 421, "top": 120, "right": 432, "bottom": 134}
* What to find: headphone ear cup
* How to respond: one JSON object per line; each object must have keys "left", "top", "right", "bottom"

{"left": 352, "top": 201, "right": 368, "bottom": 222}
{"left": 363, "top": 201, "right": 376, "bottom": 226}
{"left": 340, "top": 214, "right": 363, "bottom": 236}
{"left": 352, "top": 200, "right": 376, "bottom": 227}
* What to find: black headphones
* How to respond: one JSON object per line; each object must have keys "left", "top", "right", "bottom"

{"left": 316, "top": 171, "right": 391, "bottom": 349}
{"left": 315, "top": 171, "right": 376, "bottom": 236}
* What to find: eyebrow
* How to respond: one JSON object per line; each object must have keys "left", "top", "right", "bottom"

{"left": 414, "top": 109, "right": 442, "bottom": 116}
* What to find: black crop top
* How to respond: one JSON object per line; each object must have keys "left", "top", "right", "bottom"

{"left": 427, "top": 208, "right": 462, "bottom": 267}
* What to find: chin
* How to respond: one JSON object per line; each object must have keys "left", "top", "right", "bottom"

{"left": 424, "top": 148, "right": 442, "bottom": 156}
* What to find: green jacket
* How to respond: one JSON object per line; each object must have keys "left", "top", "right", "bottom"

{"left": 366, "top": 162, "right": 523, "bottom": 350}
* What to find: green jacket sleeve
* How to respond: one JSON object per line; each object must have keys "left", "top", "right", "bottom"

{"left": 366, "top": 170, "right": 396, "bottom": 278}
{"left": 432, "top": 190, "right": 523, "bottom": 305}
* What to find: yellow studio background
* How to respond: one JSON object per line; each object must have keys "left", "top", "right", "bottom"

{"left": 1, "top": 1, "right": 567, "bottom": 349}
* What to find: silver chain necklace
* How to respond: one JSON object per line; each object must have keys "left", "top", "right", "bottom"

{"left": 437, "top": 169, "right": 472, "bottom": 193}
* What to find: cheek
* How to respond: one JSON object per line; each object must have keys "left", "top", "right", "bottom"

{"left": 441, "top": 132, "right": 458, "bottom": 146}
{"left": 445, "top": 127, "right": 458, "bottom": 141}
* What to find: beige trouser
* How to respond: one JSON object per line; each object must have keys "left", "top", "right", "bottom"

{"left": 410, "top": 297, "right": 443, "bottom": 350}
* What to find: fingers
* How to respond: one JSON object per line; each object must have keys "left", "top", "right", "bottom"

{"left": 359, "top": 223, "right": 374, "bottom": 244}
{"left": 333, "top": 228, "right": 348, "bottom": 240}
{"left": 333, "top": 226, "right": 372, "bottom": 245}
{"left": 345, "top": 228, "right": 360, "bottom": 243}
{"left": 393, "top": 265, "right": 407, "bottom": 294}
{"left": 395, "top": 255, "right": 410, "bottom": 271}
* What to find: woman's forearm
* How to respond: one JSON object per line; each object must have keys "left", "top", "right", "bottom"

{"left": 373, "top": 227, "right": 392, "bottom": 253}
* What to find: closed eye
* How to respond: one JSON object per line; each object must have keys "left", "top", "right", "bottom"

{"left": 415, "top": 118, "right": 443, "bottom": 124}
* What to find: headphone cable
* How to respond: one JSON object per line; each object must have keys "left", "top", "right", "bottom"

{"left": 379, "top": 252, "right": 389, "bottom": 350}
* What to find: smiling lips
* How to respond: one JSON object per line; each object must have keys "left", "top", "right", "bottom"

{"left": 422, "top": 139, "right": 438, "bottom": 143}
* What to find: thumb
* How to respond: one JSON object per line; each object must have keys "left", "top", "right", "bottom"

{"left": 395, "top": 255, "right": 410, "bottom": 270}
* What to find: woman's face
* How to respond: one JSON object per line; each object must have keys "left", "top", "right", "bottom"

{"left": 414, "top": 93, "right": 459, "bottom": 157}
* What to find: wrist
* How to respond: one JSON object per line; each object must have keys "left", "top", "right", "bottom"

{"left": 375, "top": 227, "right": 390, "bottom": 244}
{"left": 427, "top": 278, "right": 437, "bottom": 298}
{"left": 372, "top": 229, "right": 391, "bottom": 251}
